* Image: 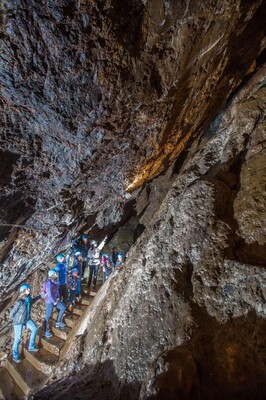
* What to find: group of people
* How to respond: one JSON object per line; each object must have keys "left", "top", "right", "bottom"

{"left": 102, "top": 248, "right": 127, "bottom": 281}
{"left": 72, "top": 234, "right": 128, "bottom": 285}
{"left": 9, "top": 233, "right": 128, "bottom": 363}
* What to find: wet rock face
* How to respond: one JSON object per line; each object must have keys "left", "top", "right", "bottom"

{"left": 1, "top": 0, "right": 266, "bottom": 302}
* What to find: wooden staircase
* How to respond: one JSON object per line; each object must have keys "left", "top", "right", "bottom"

{"left": 0, "top": 287, "right": 97, "bottom": 399}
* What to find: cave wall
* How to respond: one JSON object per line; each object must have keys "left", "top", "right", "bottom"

{"left": 1, "top": 0, "right": 266, "bottom": 304}
{"left": 84, "top": 65, "right": 266, "bottom": 400}
{"left": 0, "top": 1, "right": 266, "bottom": 399}
{"left": 35, "top": 63, "right": 266, "bottom": 400}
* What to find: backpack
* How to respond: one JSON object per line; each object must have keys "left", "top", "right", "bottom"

{"left": 40, "top": 279, "right": 48, "bottom": 300}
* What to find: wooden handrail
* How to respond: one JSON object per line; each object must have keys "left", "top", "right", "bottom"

{"left": 59, "top": 278, "right": 112, "bottom": 360}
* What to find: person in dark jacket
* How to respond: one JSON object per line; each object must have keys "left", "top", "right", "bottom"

{"left": 115, "top": 252, "right": 124, "bottom": 270}
{"left": 111, "top": 247, "right": 119, "bottom": 268}
{"left": 43, "top": 269, "right": 66, "bottom": 338}
{"left": 102, "top": 255, "right": 114, "bottom": 281}
{"left": 9, "top": 283, "right": 40, "bottom": 363}
{"left": 67, "top": 268, "right": 79, "bottom": 307}
{"left": 55, "top": 253, "right": 68, "bottom": 305}
{"left": 72, "top": 234, "right": 90, "bottom": 276}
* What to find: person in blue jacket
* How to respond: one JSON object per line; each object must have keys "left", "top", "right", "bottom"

{"left": 55, "top": 253, "right": 68, "bottom": 305}
{"left": 9, "top": 283, "right": 40, "bottom": 363}
{"left": 72, "top": 234, "right": 90, "bottom": 276}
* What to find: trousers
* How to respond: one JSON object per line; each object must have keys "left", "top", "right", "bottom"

{"left": 44, "top": 301, "right": 66, "bottom": 332}
{"left": 59, "top": 284, "right": 68, "bottom": 305}
{"left": 13, "top": 319, "right": 37, "bottom": 357}
{"left": 88, "top": 264, "right": 99, "bottom": 288}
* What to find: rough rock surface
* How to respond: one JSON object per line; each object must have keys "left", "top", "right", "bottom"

{"left": 1, "top": 0, "right": 266, "bottom": 304}
{"left": 0, "top": 1, "right": 266, "bottom": 399}
{"left": 35, "top": 64, "right": 266, "bottom": 400}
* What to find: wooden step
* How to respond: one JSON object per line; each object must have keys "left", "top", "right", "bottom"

{"left": 80, "top": 296, "right": 92, "bottom": 306}
{"left": 36, "top": 334, "right": 65, "bottom": 357}
{"left": 0, "top": 366, "right": 22, "bottom": 400}
{"left": 5, "top": 357, "right": 47, "bottom": 396}
{"left": 50, "top": 320, "right": 72, "bottom": 340}
{"left": 82, "top": 288, "right": 97, "bottom": 297}
{"left": 71, "top": 304, "right": 87, "bottom": 316}
{"left": 63, "top": 313, "right": 80, "bottom": 328}
{"left": 81, "top": 282, "right": 100, "bottom": 293}
{"left": 24, "top": 348, "right": 58, "bottom": 375}
{"left": 52, "top": 311, "right": 80, "bottom": 328}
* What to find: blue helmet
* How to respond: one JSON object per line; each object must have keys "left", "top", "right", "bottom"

{"left": 19, "top": 283, "right": 31, "bottom": 293}
{"left": 81, "top": 234, "right": 88, "bottom": 239}
{"left": 74, "top": 251, "right": 82, "bottom": 257}
{"left": 48, "top": 268, "right": 58, "bottom": 278}
{"left": 71, "top": 268, "right": 78, "bottom": 273}
{"left": 56, "top": 253, "right": 65, "bottom": 262}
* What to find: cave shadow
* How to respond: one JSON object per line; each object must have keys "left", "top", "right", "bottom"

{"left": 203, "top": 152, "right": 266, "bottom": 267}
{"left": 33, "top": 359, "right": 141, "bottom": 400}
{"left": 147, "top": 308, "right": 266, "bottom": 400}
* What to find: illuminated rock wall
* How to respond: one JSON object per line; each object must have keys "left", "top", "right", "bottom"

{"left": 36, "top": 62, "right": 266, "bottom": 400}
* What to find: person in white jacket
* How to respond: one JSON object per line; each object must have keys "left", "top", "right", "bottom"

{"left": 87, "top": 236, "right": 108, "bottom": 290}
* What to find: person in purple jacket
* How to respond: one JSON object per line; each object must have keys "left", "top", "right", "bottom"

{"left": 43, "top": 269, "right": 66, "bottom": 338}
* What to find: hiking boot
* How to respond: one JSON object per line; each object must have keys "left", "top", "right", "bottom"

{"left": 28, "top": 346, "right": 38, "bottom": 352}
{"left": 44, "top": 330, "right": 53, "bottom": 338}
{"left": 55, "top": 322, "right": 66, "bottom": 328}
{"left": 12, "top": 355, "right": 21, "bottom": 363}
